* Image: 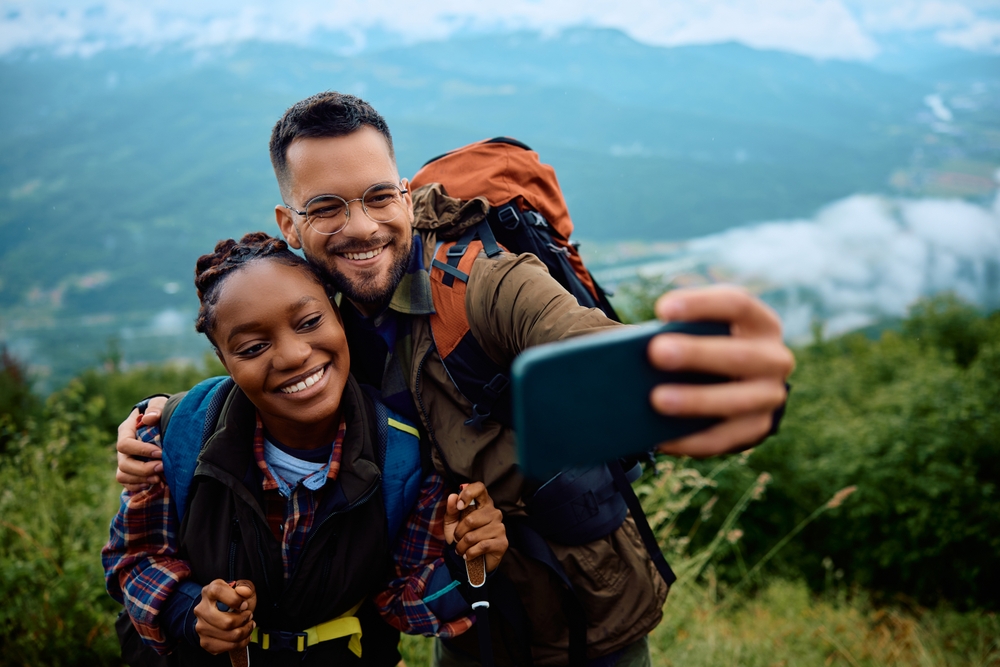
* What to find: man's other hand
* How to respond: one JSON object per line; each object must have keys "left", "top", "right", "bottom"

{"left": 116, "top": 396, "right": 168, "bottom": 491}
{"left": 648, "top": 285, "right": 794, "bottom": 458}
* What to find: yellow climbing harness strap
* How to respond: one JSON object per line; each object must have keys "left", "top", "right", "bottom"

{"left": 250, "top": 599, "right": 364, "bottom": 656}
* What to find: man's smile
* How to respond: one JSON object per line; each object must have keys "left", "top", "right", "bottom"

{"left": 341, "top": 246, "right": 385, "bottom": 261}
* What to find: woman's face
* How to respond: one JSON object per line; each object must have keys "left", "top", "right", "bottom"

{"left": 210, "top": 259, "right": 350, "bottom": 445}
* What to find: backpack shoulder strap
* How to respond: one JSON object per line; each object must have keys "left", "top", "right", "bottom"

{"left": 361, "top": 385, "right": 425, "bottom": 541}
{"left": 161, "top": 375, "right": 235, "bottom": 522}
{"left": 428, "top": 224, "right": 512, "bottom": 430}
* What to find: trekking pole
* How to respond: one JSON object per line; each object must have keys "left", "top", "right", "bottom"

{"left": 460, "top": 500, "right": 494, "bottom": 667}
{"left": 216, "top": 579, "right": 255, "bottom": 667}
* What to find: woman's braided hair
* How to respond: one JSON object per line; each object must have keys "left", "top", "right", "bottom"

{"left": 194, "top": 231, "right": 326, "bottom": 345}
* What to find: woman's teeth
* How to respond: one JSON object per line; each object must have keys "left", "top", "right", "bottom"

{"left": 343, "top": 247, "right": 383, "bottom": 261}
{"left": 279, "top": 367, "right": 326, "bottom": 394}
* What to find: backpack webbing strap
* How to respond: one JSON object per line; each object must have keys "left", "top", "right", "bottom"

{"left": 162, "top": 376, "right": 234, "bottom": 522}
{"left": 507, "top": 519, "right": 587, "bottom": 666}
{"left": 472, "top": 599, "right": 494, "bottom": 667}
{"left": 609, "top": 460, "right": 677, "bottom": 587}
{"left": 431, "top": 259, "right": 469, "bottom": 283}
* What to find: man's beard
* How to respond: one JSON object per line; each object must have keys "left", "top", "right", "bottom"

{"left": 305, "top": 235, "right": 412, "bottom": 308}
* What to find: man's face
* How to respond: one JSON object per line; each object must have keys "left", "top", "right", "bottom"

{"left": 275, "top": 127, "right": 413, "bottom": 315}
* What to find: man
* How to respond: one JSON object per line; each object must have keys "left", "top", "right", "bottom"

{"left": 117, "top": 92, "right": 794, "bottom": 666}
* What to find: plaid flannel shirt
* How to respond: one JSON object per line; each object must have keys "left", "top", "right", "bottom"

{"left": 103, "top": 413, "right": 474, "bottom": 655}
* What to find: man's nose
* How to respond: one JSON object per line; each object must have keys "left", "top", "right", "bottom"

{"left": 342, "top": 201, "right": 380, "bottom": 239}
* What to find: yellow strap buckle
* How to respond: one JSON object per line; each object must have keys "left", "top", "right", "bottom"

{"left": 249, "top": 599, "right": 364, "bottom": 657}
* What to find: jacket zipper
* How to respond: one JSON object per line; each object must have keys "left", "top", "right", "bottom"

{"left": 284, "top": 479, "right": 382, "bottom": 592}
{"left": 228, "top": 516, "right": 241, "bottom": 581}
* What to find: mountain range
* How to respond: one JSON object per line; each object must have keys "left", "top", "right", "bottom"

{"left": 1, "top": 28, "right": 997, "bottom": 387}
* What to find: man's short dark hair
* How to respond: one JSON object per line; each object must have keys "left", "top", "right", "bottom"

{"left": 269, "top": 92, "right": 394, "bottom": 199}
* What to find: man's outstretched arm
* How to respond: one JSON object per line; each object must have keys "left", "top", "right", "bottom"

{"left": 468, "top": 254, "right": 793, "bottom": 459}
{"left": 116, "top": 397, "right": 168, "bottom": 490}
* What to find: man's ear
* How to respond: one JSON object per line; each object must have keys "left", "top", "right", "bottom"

{"left": 275, "top": 205, "right": 302, "bottom": 250}
{"left": 400, "top": 177, "right": 415, "bottom": 228}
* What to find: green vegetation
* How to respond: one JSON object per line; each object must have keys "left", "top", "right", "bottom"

{"left": 675, "top": 295, "right": 1000, "bottom": 610}
{"left": 1, "top": 295, "right": 997, "bottom": 665}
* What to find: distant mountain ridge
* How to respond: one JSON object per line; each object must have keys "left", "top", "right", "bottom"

{"left": 1, "top": 28, "right": 997, "bottom": 387}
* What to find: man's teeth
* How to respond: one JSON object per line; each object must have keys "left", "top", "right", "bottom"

{"left": 279, "top": 367, "right": 326, "bottom": 394}
{"left": 343, "top": 247, "right": 383, "bottom": 261}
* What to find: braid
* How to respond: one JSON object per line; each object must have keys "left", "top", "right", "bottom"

{"left": 194, "top": 232, "right": 325, "bottom": 344}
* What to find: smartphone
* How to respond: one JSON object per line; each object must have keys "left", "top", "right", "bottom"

{"left": 511, "top": 321, "right": 730, "bottom": 479}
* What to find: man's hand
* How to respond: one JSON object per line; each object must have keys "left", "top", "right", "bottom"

{"left": 116, "top": 396, "right": 168, "bottom": 491}
{"left": 648, "top": 285, "right": 794, "bottom": 458}
{"left": 193, "top": 579, "right": 256, "bottom": 655}
{"left": 443, "top": 482, "right": 508, "bottom": 574}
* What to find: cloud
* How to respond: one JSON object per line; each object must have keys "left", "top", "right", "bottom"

{"left": 605, "top": 191, "right": 1000, "bottom": 340}
{"left": 937, "top": 18, "right": 1000, "bottom": 52}
{"left": 855, "top": 0, "right": 977, "bottom": 32}
{"left": 0, "top": 0, "right": 881, "bottom": 60}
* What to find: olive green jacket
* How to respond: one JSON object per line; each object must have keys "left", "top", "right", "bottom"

{"left": 409, "top": 186, "right": 669, "bottom": 665}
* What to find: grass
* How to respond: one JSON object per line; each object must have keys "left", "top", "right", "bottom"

{"left": 399, "top": 581, "right": 1000, "bottom": 666}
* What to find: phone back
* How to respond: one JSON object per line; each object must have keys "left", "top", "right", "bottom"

{"left": 511, "top": 321, "right": 729, "bottom": 479}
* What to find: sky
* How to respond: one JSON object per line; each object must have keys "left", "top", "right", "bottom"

{"left": 1, "top": 0, "right": 999, "bottom": 59}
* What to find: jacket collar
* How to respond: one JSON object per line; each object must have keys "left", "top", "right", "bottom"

{"left": 197, "top": 374, "right": 380, "bottom": 508}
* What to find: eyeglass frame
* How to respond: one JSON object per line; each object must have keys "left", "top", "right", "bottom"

{"left": 282, "top": 181, "right": 410, "bottom": 236}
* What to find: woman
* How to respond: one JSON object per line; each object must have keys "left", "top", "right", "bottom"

{"left": 103, "top": 232, "right": 507, "bottom": 666}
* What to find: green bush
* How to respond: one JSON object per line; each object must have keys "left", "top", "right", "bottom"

{"left": 0, "top": 357, "right": 221, "bottom": 666}
{"left": 0, "top": 346, "right": 40, "bottom": 454}
{"left": 0, "top": 380, "right": 123, "bottom": 666}
{"left": 682, "top": 295, "right": 1000, "bottom": 609}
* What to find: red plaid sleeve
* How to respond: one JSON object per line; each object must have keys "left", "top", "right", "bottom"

{"left": 102, "top": 424, "right": 192, "bottom": 655}
{"left": 374, "top": 473, "right": 475, "bottom": 638}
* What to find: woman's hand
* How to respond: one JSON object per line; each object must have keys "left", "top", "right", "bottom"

{"left": 193, "top": 579, "right": 256, "bottom": 655}
{"left": 443, "top": 482, "right": 508, "bottom": 574}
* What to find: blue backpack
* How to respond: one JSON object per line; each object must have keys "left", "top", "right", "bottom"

{"left": 160, "top": 376, "right": 423, "bottom": 541}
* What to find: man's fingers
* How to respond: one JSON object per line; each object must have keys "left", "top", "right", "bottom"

{"left": 649, "top": 334, "right": 795, "bottom": 378}
{"left": 655, "top": 411, "right": 773, "bottom": 459}
{"left": 651, "top": 378, "right": 788, "bottom": 418}
{"left": 117, "top": 435, "right": 162, "bottom": 459}
{"left": 656, "top": 286, "right": 783, "bottom": 338}
{"left": 116, "top": 449, "right": 163, "bottom": 483}
{"left": 140, "top": 397, "right": 168, "bottom": 426}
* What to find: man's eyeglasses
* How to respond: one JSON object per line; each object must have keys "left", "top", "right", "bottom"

{"left": 283, "top": 182, "right": 409, "bottom": 236}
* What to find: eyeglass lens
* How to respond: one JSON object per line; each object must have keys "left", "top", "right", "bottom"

{"left": 304, "top": 184, "right": 404, "bottom": 235}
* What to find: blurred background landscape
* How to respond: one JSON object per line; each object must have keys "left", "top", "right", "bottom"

{"left": 0, "top": 1, "right": 998, "bottom": 665}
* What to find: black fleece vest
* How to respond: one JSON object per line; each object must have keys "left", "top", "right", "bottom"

{"left": 170, "top": 378, "right": 399, "bottom": 667}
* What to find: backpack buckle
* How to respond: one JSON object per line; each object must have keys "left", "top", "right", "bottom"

{"left": 257, "top": 629, "right": 309, "bottom": 652}
{"left": 497, "top": 204, "right": 520, "bottom": 230}
{"left": 464, "top": 374, "right": 510, "bottom": 431}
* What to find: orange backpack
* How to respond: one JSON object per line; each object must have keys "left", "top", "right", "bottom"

{"left": 411, "top": 138, "right": 618, "bottom": 430}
